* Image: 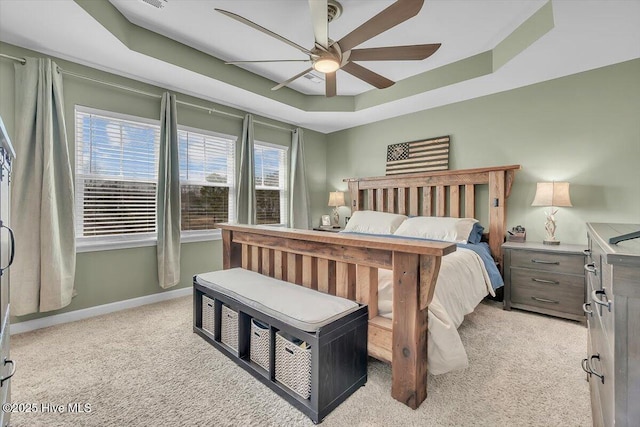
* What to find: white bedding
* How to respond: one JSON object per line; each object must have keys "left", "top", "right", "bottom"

{"left": 377, "top": 247, "right": 495, "bottom": 375}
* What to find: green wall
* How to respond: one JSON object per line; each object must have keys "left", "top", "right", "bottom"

{"left": 0, "top": 42, "right": 327, "bottom": 323}
{"left": 2, "top": 39, "right": 638, "bottom": 323}
{"left": 326, "top": 59, "right": 640, "bottom": 245}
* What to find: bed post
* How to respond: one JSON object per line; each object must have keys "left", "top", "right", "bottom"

{"left": 347, "top": 180, "right": 362, "bottom": 213}
{"left": 488, "top": 170, "right": 507, "bottom": 269}
{"left": 391, "top": 251, "right": 434, "bottom": 409}
{"left": 221, "top": 229, "right": 242, "bottom": 270}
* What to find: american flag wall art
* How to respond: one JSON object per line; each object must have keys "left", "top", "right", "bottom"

{"left": 385, "top": 136, "right": 450, "bottom": 175}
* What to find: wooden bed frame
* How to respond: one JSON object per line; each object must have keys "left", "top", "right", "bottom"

{"left": 218, "top": 165, "right": 520, "bottom": 409}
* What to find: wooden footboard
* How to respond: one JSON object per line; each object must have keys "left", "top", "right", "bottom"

{"left": 218, "top": 224, "right": 455, "bottom": 409}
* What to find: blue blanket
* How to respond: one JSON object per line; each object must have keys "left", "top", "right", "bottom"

{"left": 340, "top": 232, "right": 504, "bottom": 290}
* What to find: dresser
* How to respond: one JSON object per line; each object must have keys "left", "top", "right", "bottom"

{"left": 584, "top": 223, "right": 640, "bottom": 427}
{"left": 502, "top": 241, "right": 586, "bottom": 322}
{"left": 0, "top": 117, "right": 15, "bottom": 427}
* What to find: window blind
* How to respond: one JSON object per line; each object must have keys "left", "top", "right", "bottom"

{"left": 75, "top": 108, "right": 160, "bottom": 239}
{"left": 179, "top": 129, "right": 235, "bottom": 231}
{"left": 254, "top": 143, "right": 287, "bottom": 225}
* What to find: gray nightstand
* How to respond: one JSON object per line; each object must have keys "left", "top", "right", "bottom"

{"left": 502, "top": 241, "right": 587, "bottom": 322}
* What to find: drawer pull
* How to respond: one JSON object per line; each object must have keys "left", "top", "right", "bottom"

{"left": 583, "top": 249, "right": 591, "bottom": 256}
{"left": 0, "top": 358, "right": 15, "bottom": 386}
{"left": 589, "top": 354, "right": 605, "bottom": 384}
{"left": 581, "top": 358, "right": 592, "bottom": 378}
{"left": 582, "top": 302, "right": 593, "bottom": 315}
{"left": 531, "top": 278, "right": 559, "bottom": 285}
{"left": 531, "top": 259, "right": 560, "bottom": 265}
{"left": 0, "top": 221, "right": 15, "bottom": 276}
{"left": 584, "top": 263, "right": 597, "bottom": 274}
{"left": 531, "top": 296, "right": 559, "bottom": 304}
{"left": 591, "top": 289, "right": 612, "bottom": 312}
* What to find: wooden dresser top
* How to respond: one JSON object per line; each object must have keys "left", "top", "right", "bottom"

{"left": 587, "top": 223, "right": 640, "bottom": 267}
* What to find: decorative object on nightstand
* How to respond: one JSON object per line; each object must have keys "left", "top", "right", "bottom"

{"left": 507, "top": 225, "right": 526, "bottom": 242}
{"left": 531, "top": 181, "right": 572, "bottom": 245}
{"left": 327, "top": 191, "right": 345, "bottom": 227}
{"left": 502, "top": 241, "right": 586, "bottom": 322}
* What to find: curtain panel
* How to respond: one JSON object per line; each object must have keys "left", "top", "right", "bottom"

{"left": 157, "top": 92, "right": 181, "bottom": 289}
{"left": 236, "top": 114, "right": 256, "bottom": 224}
{"left": 289, "top": 128, "right": 311, "bottom": 229}
{"left": 11, "top": 58, "right": 75, "bottom": 315}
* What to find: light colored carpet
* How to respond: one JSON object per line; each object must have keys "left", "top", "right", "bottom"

{"left": 10, "top": 296, "right": 590, "bottom": 427}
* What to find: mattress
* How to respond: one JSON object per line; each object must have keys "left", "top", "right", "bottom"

{"left": 377, "top": 247, "right": 495, "bottom": 375}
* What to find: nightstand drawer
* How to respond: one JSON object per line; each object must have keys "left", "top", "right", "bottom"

{"left": 511, "top": 267, "right": 584, "bottom": 290}
{"left": 511, "top": 276, "right": 584, "bottom": 316}
{"left": 510, "top": 250, "right": 583, "bottom": 274}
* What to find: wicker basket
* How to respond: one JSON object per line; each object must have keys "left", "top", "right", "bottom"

{"left": 250, "top": 319, "right": 270, "bottom": 371}
{"left": 202, "top": 295, "right": 216, "bottom": 336}
{"left": 275, "top": 332, "right": 312, "bottom": 399}
{"left": 221, "top": 304, "right": 238, "bottom": 352}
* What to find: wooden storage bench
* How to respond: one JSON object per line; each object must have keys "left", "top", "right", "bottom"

{"left": 193, "top": 268, "right": 368, "bottom": 424}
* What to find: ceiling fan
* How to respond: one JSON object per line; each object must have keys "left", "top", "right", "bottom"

{"left": 215, "top": 0, "right": 441, "bottom": 97}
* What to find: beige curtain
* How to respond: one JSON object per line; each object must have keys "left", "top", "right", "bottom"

{"left": 11, "top": 58, "right": 75, "bottom": 315}
{"left": 236, "top": 114, "right": 255, "bottom": 224}
{"left": 289, "top": 128, "right": 311, "bottom": 229}
{"left": 156, "top": 92, "right": 181, "bottom": 289}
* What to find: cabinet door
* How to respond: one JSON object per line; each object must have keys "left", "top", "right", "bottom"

{"left": 0, "top": 315, "right": 10, "bottom": 427}
{"left": 0, "top": 167, "right": 8, "bottom": 324}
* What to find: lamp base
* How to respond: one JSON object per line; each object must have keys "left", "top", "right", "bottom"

{"left": 331, "top": 207, "right": 340, "bottom": 227}
{"left": 543, "top": 239, "right": 561, "bottom": 246}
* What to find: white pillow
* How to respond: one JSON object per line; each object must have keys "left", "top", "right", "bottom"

{"left": 393, "top": 216, "right": 479, "bottom": 243}
{"left": 343, "top": 210, "right": 407, "bottom": 235}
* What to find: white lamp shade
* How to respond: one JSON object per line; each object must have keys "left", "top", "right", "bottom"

{"left": 328, "top": 191, "right": 345, "bottom": 207}
{"left": 531, "top": 182, "right": 572, "bottom": 207}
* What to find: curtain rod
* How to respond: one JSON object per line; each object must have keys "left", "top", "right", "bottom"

{"left": 0, "top": 53, "right": 293, "bottom": 133}
{"left": 0, "top": 53, "right": 26, "bottom": 64}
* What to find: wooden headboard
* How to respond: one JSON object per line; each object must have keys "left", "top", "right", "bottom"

{"left": 344, "top": 165, "right": 521, "bottom": 266}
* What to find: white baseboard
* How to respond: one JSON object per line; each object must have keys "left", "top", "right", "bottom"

{"left": 10, "top": 287, "right": 193, "bottom": 335}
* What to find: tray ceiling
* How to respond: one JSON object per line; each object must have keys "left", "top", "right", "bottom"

{"left": 0, "top": 0, "right": 638, "bottom": 133}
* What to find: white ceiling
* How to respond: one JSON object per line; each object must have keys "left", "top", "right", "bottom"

{"left": 108, "top": 0, "right": 546, "bottom": 96}
{"left": 0, "top": 0, "right": 639, "bottom": 133}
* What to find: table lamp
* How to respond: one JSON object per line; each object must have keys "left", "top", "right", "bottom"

{"left": 531, "top": 182, "right": 572, "bottom": 245}
{"left": 328, "top": 191, "right": 345, "bottom": 227}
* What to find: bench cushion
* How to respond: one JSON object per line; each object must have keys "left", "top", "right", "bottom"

{"left": 195, "top": 268, "right": 360, "bottom": 332}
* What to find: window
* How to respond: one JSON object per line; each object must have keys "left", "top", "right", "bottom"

{"left": 179, "top": 127, "right": 235, "bottom": 233}
{"left": 75, "top": 107, "right": 160, "bottom": 244}
{"left": 254, "top": 143, "right": 288, "bottom": 225}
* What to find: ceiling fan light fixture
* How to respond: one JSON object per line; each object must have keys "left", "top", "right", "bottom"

{"left": 313, "top": 58, "right": 340, "bottom": 74}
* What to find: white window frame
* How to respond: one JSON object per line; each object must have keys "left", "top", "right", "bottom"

{"left": 178, "top": 124, "right": 237, "bottom": 242}
{"left": 75, "top": 106, "right": 161, "bottom": 252}
{"left": 254, "top": 141, "right": 288, "bottom": 226}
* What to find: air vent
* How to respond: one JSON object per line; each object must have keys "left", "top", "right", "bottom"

{"left": 140, "top": 0, "right": 167, "bottom": 9}
{"left": 303, "top": 73, "right": 323, "bottom": 84}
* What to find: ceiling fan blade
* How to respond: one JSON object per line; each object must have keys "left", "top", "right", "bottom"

{"left": 337, "top": 0, "right": 424, "bottom": 52}
{"left": 226, "top": 60, "right": 311, "bottom": 64}
{"left": 272, "top": 67, "right": 314, "bottom": 91}
{"left": 349, "top": 44, "right": 441, "bottom": 61}
{"left": 325, "top": 71, "right": 336, "bottom": 97}
{"left": 309, "top": 0, "right": 329, "bottom": 49}
{"left": 341, "top": 62, "right": 394, "bottom": 89}
{"left": 215, "top": 9, "right": 312, "bottom": 55}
